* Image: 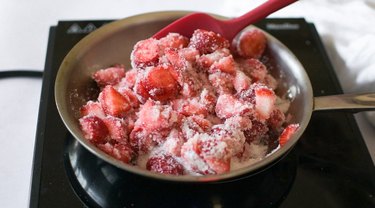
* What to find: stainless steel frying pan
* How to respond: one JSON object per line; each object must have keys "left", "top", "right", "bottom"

{"left": 55, "top": 11, "right": 375, "bottom": 182}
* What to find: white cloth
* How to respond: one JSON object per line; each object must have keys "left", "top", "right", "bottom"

{"left": 223, "top": 0, "right": 375, "bottom": 126}
{"left": 0, "top": 0, "right": 374, "bottom": 207}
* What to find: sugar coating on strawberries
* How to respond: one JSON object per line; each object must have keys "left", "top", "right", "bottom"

{"left": 78, "top": 28, "right": 299, "bottom": 176}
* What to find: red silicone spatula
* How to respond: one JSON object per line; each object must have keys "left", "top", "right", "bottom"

{"left": 153, "top": 0, "right": 297, "bottom": 41}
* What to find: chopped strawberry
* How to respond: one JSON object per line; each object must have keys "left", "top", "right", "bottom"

{"left": 172, "top": 98, "right": 208, "bottom": 116}
{"left": 136, "top": 100, "right": 178, "bottom": 132}
{"left": 80, "top": 101, "right": 106, "bottom": 118}
{"left": 158, "top": 48, "right": 186, "bottom": 83}
{"left": 130, "top": 101, "right": 177, "bottom": 152}
{"left": 267, "top": 108, "right": 286, "bottom": 129}
{"left": 117, "top": 87, "right": 140, "bottom": 108}
{"left": 102, "top": 116, "right": 128, "bottom": 142}
{"left": 98, "top": 85, "right": 132, "bottom": 118}
{"left": 234, "top": 28, "right": 267, "bottom": 59}
{"left": 79, "top": 116, "right": 109, "bottom": 144}
{"left": 224, "top": 115, "right": 252, "bottom": 131}
{"left": 239, "top": 58, "right": 268, "bottom": 83}
{"left": 208, "top": 72, "right": 234, "bottom": 94}
{"left": 146, "top": 154, "right": 184, "bottom": 175}
{"left": 209, "top": 55, "right": 236, "bottom": 74}
{"left": 158, "top": 33, "right": 189, "bottom": 50}
{"left": 210, "top": 124, "right": 246, "bottom": 155}
{"left": 279, "top": 124, "right": 299, "bottom": 147}
{"left": 190, "top": 115, "right": 213, "bottom": 131}
{"left": 141, "top": 65, "right": 180, "bottom": 101}
{"left": 98, "top": 142, "right": 134, "bottom": 164}
{"left": 189, "top": 29, "right": 230, "bottom": 54}
{"left": 131, "top": 38, "right": 160, "bottom": 69}
{"left": 180, "top": 136, "right": 215, "bottom": 175}
{"left": 92, "top": 65, "right": 126, "bottom": 87}
{"left": 134, "top": 78, "right": 150, "bottom": 103}
{"left": 121, "top": 68, "right": 138, "bottom": 89}
{"left": 233, "top": 70, "right": 252, "bottom": 93}
{"left": 215, "top": 94, "right": 252, "bottom": 119}
{"left": 252, "top": 83, "right": 276, "bottom": 120}
{"left": 199, "top": 88, "right": 217, "bottom": 113}
{"left": 179, "top": 69, "right": 204, "bottom": 97}
{"left": 129, "top": 127, "right": 157, "bottom": 153}
{"left": 181, "top": 115, "right": 212, "bottom": 139}
{"left": 204, "top": 158, "right": 230, "bottom": 174}
{"left": 197, "top": 48, "right": 231, "bottom": 69}
{"left": 244, "top": 120, "right": 269, "bottom": 143}
{"left": 159, "top": 48, "right": 186, "bottom": 70}
{"left": 162, "top": 129, "right": 184, "bottom": 156}
{"left": 196, "top": 136, "right": 231, "bottom": 174}
{"left": 178, "top": 47, "right": 200, "bottom": 62}
{"left": 123, "top": 111, "right": 137, "bottom": 133}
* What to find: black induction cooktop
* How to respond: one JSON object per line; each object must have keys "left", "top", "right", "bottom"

{"left": 30, "top": 18, "right": 375, "bottom": 208}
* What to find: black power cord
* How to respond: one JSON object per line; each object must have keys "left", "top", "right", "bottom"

{"left": 0, "top": 70, "right": 43, "bottom": 79}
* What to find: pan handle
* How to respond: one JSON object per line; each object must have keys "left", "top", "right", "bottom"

{"left": 313, "top": 93, "right": 375, "bottom": 113}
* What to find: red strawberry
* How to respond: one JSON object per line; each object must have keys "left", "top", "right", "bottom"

{"left": 141, "top": 65, "right": 179, "bottom": 101}
{"left": 224, "top": 115, "right": 252, "bottom": 131}
{"left": 242, "top": 58, "right": 267, "bottom": 82}
{"left": 209, "top": 55, "right": 236, "bottom": 74}
{"left": 172, "top": 98, "right": 208, "bottom": 117}
{"left": 244, "top": 120, "right": 268, "bottom": 143}
{"left": 233, "top": 70, "right": 252, "bottom": 93}
{"left": 161, "top": 48, "right": 185, "bottom": 68}
{"left": 196, "top": 136, "right": 231, "bottom": 174}
{"left": 146, "top": 154, "right": 184, "bottom": 175}
{"left": 215, "top": 94, "right": 252, "bottom": 119}
{"left": 134, "top": 78, "right": 150, "bottom": 103}
{"left": 117, "top": 87, "right": 140, "bottom": 108}
{"left": 131, "top": 38, "right": 160, "bottom": 69}
{"left": 98, "top": 85, "right": 132, "bottom": 118}
{"left": 92, "top": 65, "right": 126, "bottom": 87}
{"left": 129, "top": 127, "right": 156, "bottom": 153}
{"left": 179, "top": 47, "right": 199, "bottom": 62}
{"left": 79, "top": 116, "right": 109, "bottom": 144}
{"left": 208, "top": 72, "right": 234, "bottom": 94}
{"left": 136, "top": 99, "right": 177, "bottom": 132}
{"left": 179, "top": 69, "right": 204, "bottom": 97}
{"left": 98, "top": 142, "right": 134, "bottom": 164}
{"left": 162, "top": 129, "right": 184, "bottom": 157}
{"left": 253, "top": 84, "right": 276, "bottom": 120}
{"left": 267, "top": 108, "right": 286, "bottom": 129}
{"left": 121, "top": 68, "right": 138, "bottom": 89}
{"left": 102, "top": 116, "right": 128, "bottom": 142}
{"left": 189, "top": 29, "right": 230, "bottom": 54}
{"left": 279, "top": 124, "right": 299, "bottom": 147}
{"left": 180, "top": 115, "right": 212, "bottom": 140}
{"left": 158, "top": 33, "right": 189, "bottom": 50}
{"left": 234, "top": 28, "right": 267, "bottom": 59}
{"left": 158, "top": 48, "right": 185, "bottom": 82}
{"left": 180, "top": 137, "right": 215, "bottom": 175}
{"left": 80, "top": 101, "right": 106, "bottom": 118}
{"left": 199, "top": 88, "right": 217, "bottom": 113}
{"left": 204, "top": 158, "right": 230, "bottom": 174}
{"left": 197, "top": 48, "right": 230, "bottom": 69}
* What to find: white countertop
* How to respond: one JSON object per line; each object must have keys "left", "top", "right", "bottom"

{"left": 1, "top": 0, "right": 374, "bottom": 207}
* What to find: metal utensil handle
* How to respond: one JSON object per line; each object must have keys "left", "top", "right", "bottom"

{"left": 314, "top": 93, "right": 375, "bottom": 113}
